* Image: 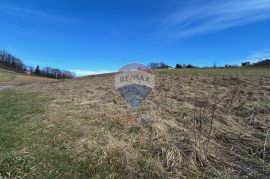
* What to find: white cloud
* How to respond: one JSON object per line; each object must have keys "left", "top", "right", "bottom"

{"left": 70, "top": 70, "right": 114, "bottom": 77}
{"left": 163, "top": 0, "right": 270, "bottom": 37}
{"left": 0, "top": 4, "right": 80, "bottom": 23}
{"left": 246, "top": 48, "right": 270, "bottom": 62}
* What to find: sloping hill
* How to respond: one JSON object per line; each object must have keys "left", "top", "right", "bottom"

{"left": 1, "top": 68, "right": 270, "bottom": 178}
{"left": 0, "top": 68, "right": 54, "bottom": 86}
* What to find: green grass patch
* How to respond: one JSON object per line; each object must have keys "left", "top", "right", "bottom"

{"left": 0, "top": 91, "right": 133, "bottom": 178}
{"left": 0, "top": 91, "right": 53, "bottom": 177}
{"left": 128, "top": 125, "right": 141, "bottom": 134}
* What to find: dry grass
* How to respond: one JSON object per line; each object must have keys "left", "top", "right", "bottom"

{"left": 1, "top": 68, "right": 270, "bottom": 178}
{"left": 0, "top": 68, "right": 54, "bottom": 86}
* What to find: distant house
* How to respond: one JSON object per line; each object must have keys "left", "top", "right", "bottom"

{"left": 241, "top": 62, "right": 250, "bottom": 67}
{"left": 25, "top": 70, "right": 31, "bottom": 76}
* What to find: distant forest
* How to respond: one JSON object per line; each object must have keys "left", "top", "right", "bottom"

{"left": 0, "top": 50, "right": 75, "bottom": 79}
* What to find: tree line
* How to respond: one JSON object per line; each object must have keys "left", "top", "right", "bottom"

{"left": 0, "top": 50, "right": 26, "bottom": 72}
{"left": 148, "top": 59, "right": 270, "bottom": 70}
{"left": 30, "top": 65, "right": 75, "bottom": 79}
{"left": 0, "top": 50, "right": 75, "bottom": 79}
{"left": 148, "top": 62, "right": 197, "bottom": 69}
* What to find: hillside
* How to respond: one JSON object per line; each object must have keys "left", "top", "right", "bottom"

{"left": 0, "top": 68, "right": 54, "bottom": 86}
{"left": 1, "top": 68, "right": 270, "bottom": 178}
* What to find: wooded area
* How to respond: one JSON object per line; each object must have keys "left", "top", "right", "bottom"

{"left": 0, "top": 50, "right": 74, "bottom": 79}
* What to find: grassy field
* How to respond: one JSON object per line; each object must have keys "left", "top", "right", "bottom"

{"left": 1, "top": 68, "right": 270, "bottom": 178}
{"left": 0, "top": 68, "right": 54, "bottom": 86}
